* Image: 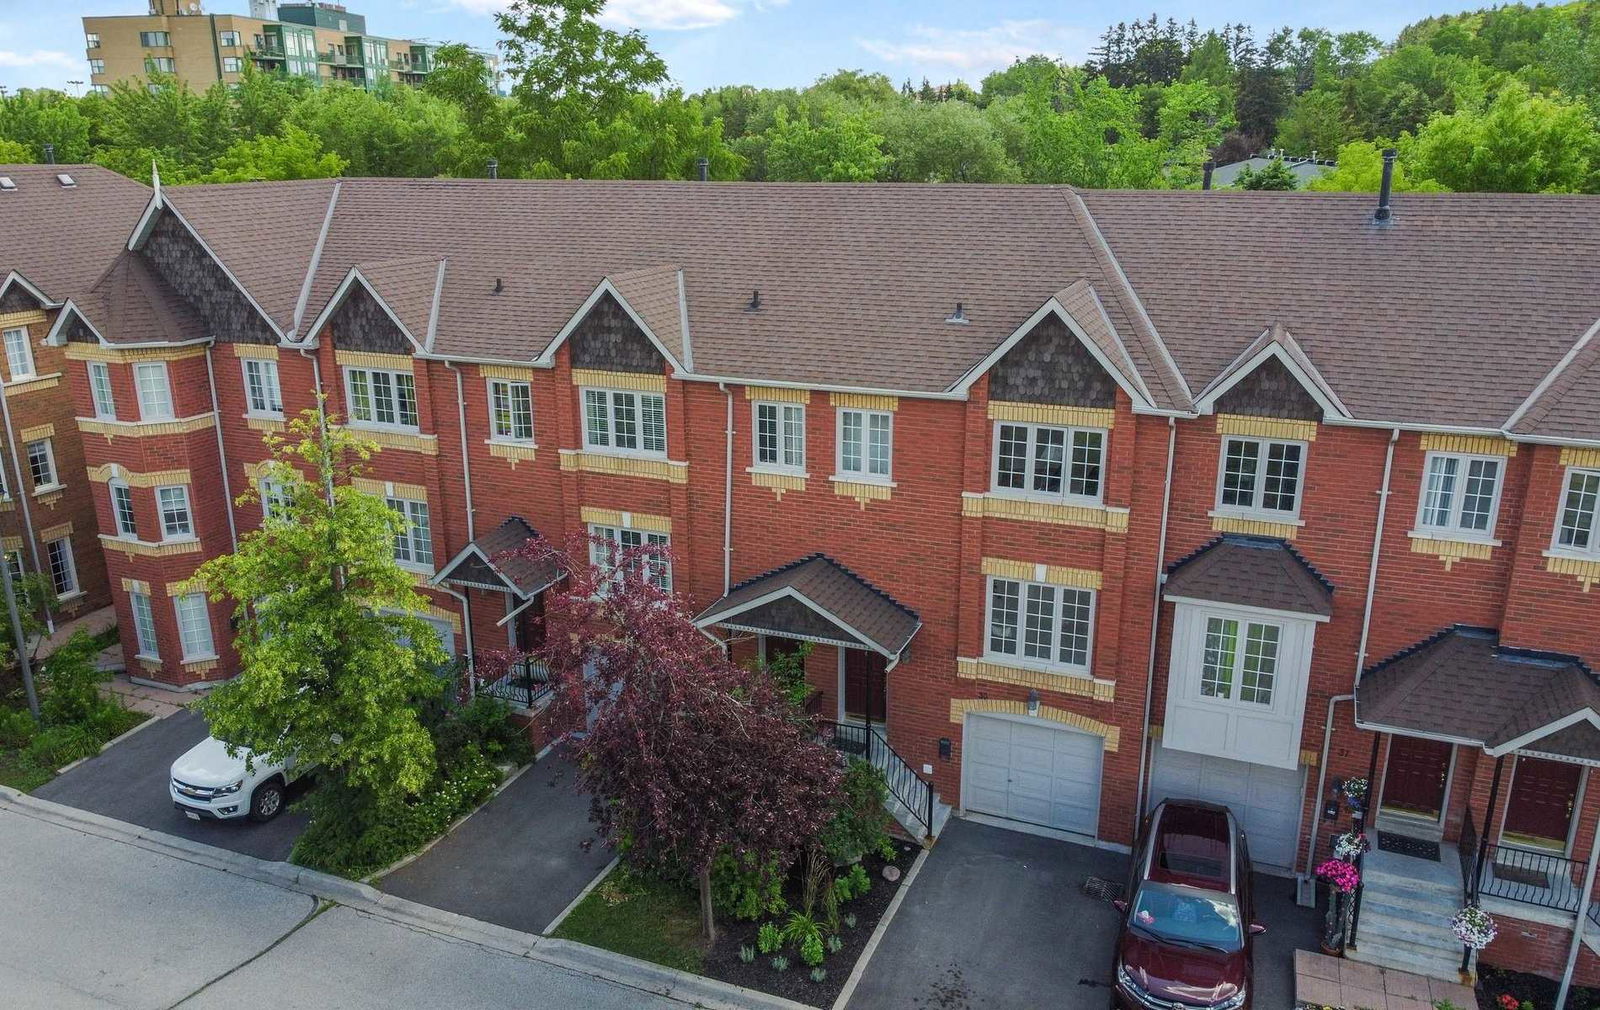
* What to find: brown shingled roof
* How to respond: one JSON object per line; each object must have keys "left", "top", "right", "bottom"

{"left": 435, "top": 516, "right": 561, "bottom": 598}
{"left": 73, "top": 250, "right": 207, "bottom": 346}
{"left": 0, "top": 164, "right": 149, "bottom": 304}
{"left": 1163, "top": 535, "right": 1334, "bottom": 618}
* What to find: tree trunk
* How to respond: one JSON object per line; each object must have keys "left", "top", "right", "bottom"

{"left": 698, "top": 866, "right": 717, "bottom": 946}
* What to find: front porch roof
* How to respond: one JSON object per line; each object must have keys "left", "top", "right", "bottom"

{"left": 694, "top": 554, "right": 922, "bottom": 664}
{"left": 1162, "top": 534, "right": 1334, "bottom": 618}
{"left": 432, "top": 516, "right": 561, "bottom": 599}
{"left": 1356, "top": 626, "right": 1600, "bottom": 760}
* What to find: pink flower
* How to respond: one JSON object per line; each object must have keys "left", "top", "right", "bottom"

{"left": 1315, "top": 859, "right": 1360, "bottom": 893}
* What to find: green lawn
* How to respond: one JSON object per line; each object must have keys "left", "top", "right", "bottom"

{"left": 0, "top": 706, "right": 147, "bottom": 793}
{"left": 552, "top": 866, "right": 705, "bottom": 974}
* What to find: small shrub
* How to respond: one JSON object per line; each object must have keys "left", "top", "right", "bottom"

{"left": 810, "top": 967, "right": 827, "bottom": 983}
{"left": 877, "top": 836, "right": 899, "bottom": 862}
{"left": 738, "top": 945, "right": 755, "bottom": 964}
{"left": 784, "top": 911, "right": 822, "bottom": 949}
{"left": 0, "top": 707, "right": 36, "bottom": 749}
{"left": 800, "top": 932, "right": 824, "bottom": 967}
{"left": 826, "top": 934, "right": 843, "bottom": 954}
{"left": 844, "top": 912, "right": 857, "bottom": 929}
{"left": 770, "top": 956, "right": 790, "bottom": 973}
{"left": 37, "top": 632, "right": 110, "bottom": 728}
{"left": 838, "top": 862, "right": 871, "bottom": 901}
{"left": 712, "top": 849, "right": 787, "bottom": 921}
{"left": 756, "top": 921, "right": 783, "bottom": 954}
{"left": 819, "top": 759, "right": 892, "bottom": 865}
{"left": 24, "top": 723, "right": 99, "bottom": 769}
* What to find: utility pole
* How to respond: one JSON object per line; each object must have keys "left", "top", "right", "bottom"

{"left": 1, "top": 556, "right": 39, "bottom": 720}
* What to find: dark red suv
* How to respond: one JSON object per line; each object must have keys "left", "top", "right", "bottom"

{"left": 1111, "top": 799, "right": 1265, "bottom": 1010}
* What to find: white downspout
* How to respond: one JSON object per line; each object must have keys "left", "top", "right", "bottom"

{"left": 0, "top": 378, "right": 44, "bottom": 579}
{"left": 447, "top": 362, "right": 475, "bottom": 542}
{"left": 204, "top": 345, "right": 238, "bottom": 551}
{"left": 1133, "top": 417, "right": 1177, "bottom": 831}
{"left": 1556, "top": 820, "right": 1600, "bottom": 1010}
{"left": 436, "top": 583, "right": 475, "bottom": 699}
{"left": 719, "top": 381, "right": 733, "bottom": 594}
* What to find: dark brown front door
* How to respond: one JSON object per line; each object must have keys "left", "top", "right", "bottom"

{"left": 843, "top": 650, "right": 886, "bottom": 723}
{"left": 1503, "top": 757, "right": 1583, "bottom": 848}
{"left": 1381, "top": 737, "right": 1453, "bottom": 817}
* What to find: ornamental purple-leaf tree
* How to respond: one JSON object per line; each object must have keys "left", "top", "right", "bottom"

{"left": 494, "top": 534, "right": 843, "bottom": 944}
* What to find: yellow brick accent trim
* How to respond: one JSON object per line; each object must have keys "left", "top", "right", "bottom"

{"left": 120, "top": 578, "right": 152, "bottom": 595}
{"left": 832, "top": 479, "right": 893, "bottom": 508}
{"left": 987, "top": 401, "right": 1115, "bottom": 429}
{"left": 980, "top": 557, "right": 1102, "bottom": 590}
{"left": 19, "top": 422, "right": 54, "bottom": 442}
{"left": 745, "top": 386, "right": 811, "bottom": 403}
{"left": 962, "top": 493, "right": 1130, "bottom": 533}
{"left": 244, "top": 416, "right": 286, "bottom": 433}
{"left": 338, "top": 426, "right": 438, "bottom": 455}
{"left": 487, "top": 441, "right": 539, "bottom": 467}
{"left": 241, "top": 461, "right": 277, "bottom": 482}
{"left": 950, "top": 698, "right": 1120, "bottom": 752}
{"left": 956, "top": 658, "right": 1115, "bottom": 702}
{"left": 559, "top": 450, "right": 688, "bottom": 484}
{"left": 2, "top": 536, "right": 22, "bottom": 551}
{"left": 1215, "top": 414, "right": 1317, "bottom": 442}
{"left": 480, "top": 364, "right": 536, "bottom": 382}
{"left": 334, "top": 350, "right": 412, "bottom": 370}
{"left": 183, "top": 659, "right": 219, "bottom": 675}
{"left": 1420, "top": 433, "right": 1517, "bottom": 457}
{"left": 570, "top": 368, "right": 666, "bottom": 392}
{"left": 830, "top": 392, "right": 898, "bottom": 412}
{"left": 351, "top": 477, "right": 428, "bottom": 500}
{"left": 1560, "top": 448, "right": 1600, "bottom": 469}
{"left": 1211, "top": 515, "right": 1300, "bottom": 540}
{"left": 99, "top": 535, "right": 202, "bottom": 558}
{"left": 750, "top": 470, "right": 806, "bottom": 499}
{"left": 164, "top": 580, "right": 203, "bottom": 597}
{"left": 1301, "top": 748, "right": 1320, "bottom": 767}
{"left": 1411, "top": 536, "right": 1494, "bottom": 572}
{"left": 579, "top": 507, "right": 673, "bottom": 534}
{"left": 1546, "top": 555, "right": 1600, "bottom": 592}
{"left": 230, "top": 343, "right": 280, "bottom": 360}
{"left": 35, "top": 490, "right": 63, "bottom": 509}
{"left": 425, "top": 605, "right": 464, "bottom": 633}
{"left": 65, "top": 343, "right": 207, "bottom": 363}
{"left": 0, "top": 500, "right": 14, "bottom": 514}
{"left": 0, "top": 310, "right": 48, "bottom": 327}
{"left": 5, "top": 373, "right": 60, "bottom": 396}
{"left": 88, "top": 464, "right": 192, "bottom": 487}
{"left": 78, "top": 414, "right": 216, "bottom": 439}
{"left": 39, "top": 521, "right": 73, "bottom": 542}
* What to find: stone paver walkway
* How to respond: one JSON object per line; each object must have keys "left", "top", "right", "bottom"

{"left": 103, "top": 672, "right": 195, "bottom": 718}
{"left": 34, "top": 605, "right": 117, "bottom": 660}
{"left": 1295, "top": 950, "right": 1477, "bottom": 1009}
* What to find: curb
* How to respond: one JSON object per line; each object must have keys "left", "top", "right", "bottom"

{"left": 831, "top": 846, "right": 930, "bottom": 1010}
{"left": 54, "top": 706, "right": 170, "bottom": 776}
{"left": 534, "top": 937, "right": 814, "bottom": 1010}
{"left": 542, "top": 854, "right": 618, "bottom": 935}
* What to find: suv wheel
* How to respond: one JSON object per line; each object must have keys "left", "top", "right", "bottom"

{"left": 248, "top": 779, "right": 285, "bottom": 822}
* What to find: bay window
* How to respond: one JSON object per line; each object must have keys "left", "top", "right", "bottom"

{"left": 26, "top": 438, "right": 55, "bottom": 490}
{"left": 46, "top": 538, "right": 77, "bottom": 597}
{"left": 110, "top": 480, "right": 137, "bottom": 537}
{"left": 174, "top": 593, "right": 215, "bottom": 660}
{"left": 157, "top": 485, "right": 192, "bottom": 539}
{"left": 1200, "top": 617, "right": 1279, "bottom": 706}
{"left": 88, "top": 361, "right": 115, "bottom": 419}
{"left": 130, "top": 591, "right": 158, "bottom": 659}
{"left": 134, "top": 361, "right": 173, "bottom": 421}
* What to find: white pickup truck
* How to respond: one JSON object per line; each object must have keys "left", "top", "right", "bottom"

{"left": 169, "top": 735, "right": 305, "bottom": 823}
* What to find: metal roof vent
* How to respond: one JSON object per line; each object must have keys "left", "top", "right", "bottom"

{"left": 56, "top": 173, "right": 76, "bottom": 188}
{"left": 746, "top": 289, "right": 761, "bottom": 312}
{"left": 0, "top": 177, "right": 15, "bottom": 193}
{"left": 945, "top": 301, "right": 968, "bottom": 324}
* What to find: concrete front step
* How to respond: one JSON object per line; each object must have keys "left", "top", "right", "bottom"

{"left": 1360, "top": 870, "right": 1463, "bottom": 904}
{"left": 1355, "top": 911, "right": 1461, "bottom": 959}
{"left": 1357, "top": 891, "right": 1461, "bottom": 927}
{"left": 1347, "top": 937, "right": 1465, "bottom": 982}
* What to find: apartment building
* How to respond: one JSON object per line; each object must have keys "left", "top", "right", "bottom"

{"left": 14, "top": 170, "right": 1600, "bottom": 986}
{"left": 81, "top": 0, "right": 467, "bottom": 93}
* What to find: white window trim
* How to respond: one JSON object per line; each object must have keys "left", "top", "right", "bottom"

{"left": 129, "top": 590, "right": 159, "bottom": 661}
{"left": 26, "top": 438, "right": 59, "bottom": 494}
{"left": 1410, "top": 450, "right": 1505, "bottom": 544}
{"left": 343, "top": 366, "right": 419, "bottom": 433}
{"left": 173, "top": 593, "right": 217, "bottom": 662}
{"left": 988, "top": 419, "right": 1107, "bottom": 507}
{"left": 88, "top": 361, "right": 116, "bottom": 420}
{"left": 580, "top": 386, "right": 668, "bottom": 459}
{"left": 241, "top": 358, "right": 284, "bottom": 419}
{"left": 981, "top": 574, "right": 1096, "bottom": 678}
{"left": 47, "top": 537, "right": 79, "bottom": 598}
{"left": 1212, "top": 435, "right": 1308, "bottom": 522}
{"left": 3, "top": 326, "right": 36, "bottom": 381}
{"left": 134, "top": 360, "right": 174, "bottom": 422}
{"left": 1548, "top": 465, "right": 1600, "bottom": 561}
{"left": 386, "top": 496, "right": 434, "bottom": 573}
{"left": 156, "top": 484, "right": 195, "bottom": 542}
{"left": 833, "top": 406, "right": 894, "bottom": 484}
{"left": 751, "top": 400, "right": 807, "bottom": 475}
{"left": 1196, "top": 612, "right": 1283, "bottom": 707}
{"left": 587, "top": 521, "right": 672, "bottom": 593}
{"left": 486, "top": 377, "right": 536, "bottom": 444}
{"left": 109, "top": 479, "right": 138, "bottom": 538}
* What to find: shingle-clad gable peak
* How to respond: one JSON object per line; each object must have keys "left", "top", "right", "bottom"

{"left": 1198, "top": 323, "right": 1345, "bottom": 421}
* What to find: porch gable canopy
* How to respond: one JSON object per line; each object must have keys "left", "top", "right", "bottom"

{"left": 1356, "top": 626, "right": 1600, "bottom": 762}
{"left": 1162, "top": 534, "right": 1334, "bottom": 618}
{"left": 433, "top": 516, "right": 561, "bottom": 599}
{"left": 694, "top": 554, "right": 922, "bottom": 665}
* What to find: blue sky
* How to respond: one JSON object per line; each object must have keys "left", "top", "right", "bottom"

{"left": 2, "top": 0, "right": 1462, "bottom": 95}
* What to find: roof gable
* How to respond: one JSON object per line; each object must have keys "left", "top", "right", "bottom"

{"left": 1196, "top": 325, "right": 1347, "bottom": 420}
{"left": 136, "top": 208, "right": 278, "bottom": 344}
{"left": 541, "top": 282, "right": 679, "bottom": 374}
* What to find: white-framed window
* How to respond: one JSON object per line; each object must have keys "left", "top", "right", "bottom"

{"left": 156, "top": 485, "right": 192, "bottom": 539}
{"left": 1416, "top": 452, "right": 1502, "bottom": 537}
{"left": 2, "top": 327, "right": 34, "bottom": 381}
{"left": 134, "top": 361, "right": 173, "bottom": 421}
{"left": 488, "top": 378, "right": 533, "bottom": 442}
{"left": 582, "top": 388, "right": 666, "bottom": 455}
{"left": 46, "top": 538, "right": 77, "bottom": 597}
{"left": 1199, "top": 615, "right": 1280, "bottom": 706}
{"left": 139, "top": 30, "right": 171, "bottom": 46}
{"left": 387, "top": 497, "right": 433, "bottom": 568}
{"left": 1216, "top": 437, "right": 1305, "bottom": 517}
{"left": 345, "top": 367, "right": 418, "bottom": 430}
{"left": 110, "top": 480, "right": 137, "bottom": 537}
{"left": 589, "top": 522, "right": 671, "bottom": 592}
{"left": 242, "top": 358, "right": 283, "bottom": 416}
{"left": 87, "top": 361, "right": 115, "bottom": 419}
{"left": 4, "top": 551, "right": 21, "bottom": 584}
{"left": 147, "top": 57, "right": 176, "bottom": 73}
{"left": 259, "top": 478, "right": 289, "bottom": 522}
{"left": 1554, "top": 468, "right": 1600, "bottom": 556}
{"left": 86, "top": 33, "right": 101, "bottom": 48}
{"left": 173, "top": 593, "right": 215, "bottom": 660}
{"left": 754, "top": 401, "right": 805, "bottom": 472}
{"left": 218, "top": 30, "right": 240, "bottom": 46}
{"left": 25, "top": 438, "right": 55, "bottom": 490}
{"left": 129, "top": 590, "right": 158, "bottom": 659}
{"left": 222, "top": 56, "right": 243, "bottom": 72}
{"left": 992, "top": 421, "right": 1105, "bottom": 503}
{"left": 984, "top": 576, "right": 1095, "bottom": 674}
{"left": 88, "top": 59, "right": 105, "bottom": 74}
{"left": 837, "top": 408, "right": 892, "bottom": 480}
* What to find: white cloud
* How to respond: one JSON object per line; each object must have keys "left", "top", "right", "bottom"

{"left": 0, "top": 49, "right": 78, "bottom": 71}
{"left": 440, "top": 0, "right": 753, "bottom": 30}
{"left": 855, "top": 19, "right": 1092, "bottom": 76}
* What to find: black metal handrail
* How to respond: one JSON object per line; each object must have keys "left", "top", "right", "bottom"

{"left": 476, "top": 657, "right": 551, "bottom": 710}
{"left": 1459, "top": 805, "right": 1480, "bottom": 904}
{"left": 816, "top": 720, "right": 933, "bottom": 838}
{"left": 1478, "top": 842, "right": 1587, "bottom": 913}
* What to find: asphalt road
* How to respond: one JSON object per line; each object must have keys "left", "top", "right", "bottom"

{"left": 33, "top": 708, "right": 310, "bottom": 861}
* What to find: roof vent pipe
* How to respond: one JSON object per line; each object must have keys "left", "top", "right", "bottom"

{"left": 945, "top": 301, "right": 968, "bottom": 324}
{"left": 746, "top": 289, "right": 761, "bottom": 312}
{"left": 493, "top": 277, "right": 502, "bottom": 294}
{"left": 1202, "top": 160, "right": 1215, "bottom": 190}
{"left": 42, "top": 144, "right": 55, "bottom": 165}
{"left": 696, "top": 157, "right": 709, "bottom": 182}
{"left": 486, "top": 158, "right": 498, "bottom": 180}
{"left": 1374, "top": 148, "right": 1397, "bottom": 223}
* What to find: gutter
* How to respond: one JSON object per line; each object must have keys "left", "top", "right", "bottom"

{"left": 435, "top": 583, "right": 476, "bottom": 698}
{"left": 204, "top": 344, "right": 239, "bottom": 552}
{"left": 1133, "top": 417, "right": 1177, "bottom": 834}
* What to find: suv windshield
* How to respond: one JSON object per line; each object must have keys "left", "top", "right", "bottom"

{"left": 1129, "top": 881, "right": 1243, "bottom": 952}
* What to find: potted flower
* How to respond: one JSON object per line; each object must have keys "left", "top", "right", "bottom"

{"left": 1317, "top": 859, "right": 1361, "bottom": 953}
{"left": 1344, "top": 778, "right": 1369, "bottom": 815}
{"left": 1332, "top": 831, "right": 1371, "bottom": 862}
{"left": 1451, "top": 905, "right": 1498, "bottom": 950}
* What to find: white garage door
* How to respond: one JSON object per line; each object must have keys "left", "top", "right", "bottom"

{"left": 964, "top": 715, "right": 1102, "bottom": 837}
{"left": 1148, "top": 744, "right": 1306, "bottom": 873}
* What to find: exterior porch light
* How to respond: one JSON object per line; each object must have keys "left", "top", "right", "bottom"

{"left": 1026, "top": 689, "right": 1040, "bottom": 718}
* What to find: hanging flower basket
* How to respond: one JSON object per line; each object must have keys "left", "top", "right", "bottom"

{"left": 1316, "top": 859, "right": 1361, "bottom": 894}
{"left": 1451, "top": 905, "right": 1498, "bottom": 949}
{"left": 1332, "top": 831, "right": 1371, "bottom": 862}
{"left": 1344, "top": 777, "right": 1369, "bottom": 813}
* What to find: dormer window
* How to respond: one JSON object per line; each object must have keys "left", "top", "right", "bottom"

{"left": 345, "top": 366, "right": 417, "bottom": 431}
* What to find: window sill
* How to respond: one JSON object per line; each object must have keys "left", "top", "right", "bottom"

{"left": 578, "top": 447, "right": 670, "bottom": 462}
{"left": 486, "top": 438, "right": 538, "bottom": 449}
{"left": 159, "top": 536, "right": 200, "bottom": 547}
{"left": 956, "top": 656, "right": 1115, "bottom": 702}
{"left": 181, "top": 653, "right": 219, "bottom": 664}
{"left": 1208, "top": 508, "right": 1304, "bottom": 527}
{"left": 829, "top": 474, "right": 895, "bottom": 488}
{"left": 135, "top": 652, "right": 161, "bottom": 664}
{"left": 748, "top": 465, "right": 809, "bottom": 479}
{"left": 348, "top": 421, "right": 422, "bottom": 436}
{"left": 979, "top": 654, "right": 1092, "bottom": 680}
{"left": 1408, "top": 529, "right": 1501, "bottom": 548}
{"left": 397, "top": 562, "right": 436, "bottom": 577}
{"left": 986, "top": 488, "right": 1104, "bottom": 510}
{"left": 55, "top": 590, "right": 85, "bottom": 603}
{"left": 1544, "top": 548, "right": 1600, "bottom": 564}
{"left": 31, "top": 483, "right": 64, "bottom": 498}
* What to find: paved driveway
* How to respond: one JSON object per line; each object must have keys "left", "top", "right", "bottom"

{"left": 377, "top": 752, "right": 611, "bottom": 935}
{"left": 847, "top": 817, "right": 1319, "bottom": 1009}
{"left": 33, "top": 708, "right": 310, "bottom": 862}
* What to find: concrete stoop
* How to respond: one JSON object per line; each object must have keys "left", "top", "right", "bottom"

{"left": 1347, "top": 856, "right": 1467, "bottom": 983}
{"left": 882, "top": 786, "right": 953, "bottom": 846}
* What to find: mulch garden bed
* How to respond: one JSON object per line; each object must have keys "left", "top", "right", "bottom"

{"left": 700, "top": 839, "right": 919, "bottom": 1007}
{"left": 1476, "top": 965, "right": 1600, "bottom": 1010}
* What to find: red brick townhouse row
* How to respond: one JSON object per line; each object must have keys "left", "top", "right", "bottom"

{"left": 14, "top": 166, "right": 1600, "bottom": 983}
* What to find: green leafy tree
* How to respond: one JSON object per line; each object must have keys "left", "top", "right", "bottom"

{"left": 875, "top": 99, "right": 1017, "bottom": 182}
{"left": 980, "top": 55, "right": 1065, "bottom": 105}
{"left": 0, "top": 139, "right": 32, "bottom": 163}
{"left": 201, "top": 125, "right": 347, "bottom": 182}
{"left": 1232, "top": 159, "right": 1299, "bottom": 189}
{"left": 1307, "top": 140, "right": 1448, "bottom": 192}
{"left": 1347, "top": 45, "right": 1487, "bottom": 140}
{"left": 560, "top": 90, "right": 743, "bottom": 179}
{"left": 764, "top": 106, "right": 888, "bottom": 181}
{"left": 1409, "top": 80, "right": 1600, "bottom": 192}
{"left": 90, "top": 73, "right": 236, "bottom": 182}
{"left": 1274, "top": 89, "right": 1350, "bottom": 157}
{"left": 1018, "top": 70, "right": 1166, "bottom": 188}
{"left": 1154, "top": 80, "right": 1234, "bottom": 186}
{"left": 0, "top": 90, "right": 93, "bottom": 164}
{"left": 193, "top": 411, "right": 447, "bottom": 811}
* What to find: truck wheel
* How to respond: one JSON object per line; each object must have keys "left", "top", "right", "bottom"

{"left": 248, "top": 779, "right": 285, "bottom": 822}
